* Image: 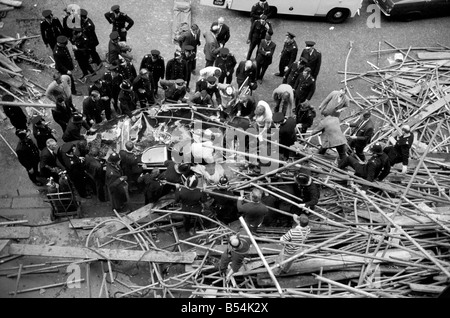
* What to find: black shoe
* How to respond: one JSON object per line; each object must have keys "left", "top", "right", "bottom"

{"left": 274, "top": 73, "right": 283, "bottom": 77}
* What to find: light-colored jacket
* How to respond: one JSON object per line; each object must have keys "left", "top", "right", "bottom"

{"left": 272, "top": 84, "right": 295, "bottom": 118}
{"left": 312, "top": 115, "right": 347, "bottom": 148}
{"left": 45, "top": 75, "right": 72, "bottom": 102}
{"left": 319, "top": 90, "right": 350, "bottom": 116}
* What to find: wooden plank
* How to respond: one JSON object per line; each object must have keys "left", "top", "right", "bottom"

{"left": 409, "top": 283, "right": 445, "bottom": 294}
{"left": 69, "top": 217, "right": 115, "bottom": 229}
{"left": 0, "top": 227, "right": 30, "bottom": 239}
{"left": 417, "top": 52, "right": 450, "bottom": 60}
{"left": 407, "top": 95, "right": 450, "bottom": 128}
{"left": 9, "top": 243, "right": 197, "bottom": 264}
{"left": 257, "top": 270, "right": 362, "bottom": 288}
{"left": 194, "top": 243, "right": 282, "bottom": 257}
{"left": 0, "top": 53, "right": 22, "bottom": 73}
{"left": 357, "top": 210, "right": 450, "bottom": 226}
{"left": 0, "top": 240, "right": 10, "bottom": 255}
{"left": 0, "top": 0, "right": 22, "bottom": 7}
{"left": 236, "top": 249, "right": 412, "bottom": 276}
{"left": 0, "top": 4, "right": 14, "bottom": 12}
{"left": 93, "top": 195, "right": 175, "bottom": 241}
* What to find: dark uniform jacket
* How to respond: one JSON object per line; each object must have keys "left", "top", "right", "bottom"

{"left": 72, "top": 34, "right": 91, "bottom": 63}
{"left": 62, "top": 119, "right": 88, "bottom": 143}
{"left": 385, "top": 134, "right": 414, "bottom": 166}
{"left": 278, "top": 117, "right": 297, "bottom": 148}
{"left": 81, "top": 17, "right": 100, "bottom": 47}
{"left": 210, "top": 188, "right": 238, "bottom": 223}
{"left": 33, "top": 123, "right": 55, "bottom": 150}
{"left": 294, "top": 74, "right": 316, "bottom": 105}
{"left": 118, "top": 149, "right": 143, "bottom": 181}
{"left": 256, "top": 39, "right": 276, "bottom": 65}
{"left": 53, "top": 45, "right": 74, "bottom": 74}
{"left": 293, "top": 182, "right": 320, "bottom": 211}
{"left": 103, "top": 71, "right": 123, "bottom": 97}
{"left": 2, "top": 105, "right": 27, "bottom": 130}
{"left": 356, "top": 153, "right": 391, "bottom": 182}
{"left": 165, "top": 58, "right": 188, "bottom": 81}
{"left": 137, "top": 173, "right": 163, "bottom": 204}
{"left": 283, "top": 61, "right": 305, "bottom": 87}
{"left": 105, "top": 162, "right": 127, "bottom": 202}
{"left": 16, "top": 138, "right": 40, "bottom": 170}
{"left": 195, "top": 79, "right": 222, "bottom": 105}
{"left": 107, "top": 40, "right": 122, "bottom": 65}
{"left": 235, "top": 61, "right": 257, "bottom": 88}
{"left": 175, "top": 187, "right": 207, "bottom": 213}
{"left": 248, "top": 20, "right": 273, "bottom": 43}
{"left": 40, "top": 147, "right": 64, "bottom": 178}
{"left": 119, "top": 61, "right": 137, "bottom": 82}
{"left": 82, "top": 97, "right": 103, "bottom": 125}
{"left": 250, "top": 1, "right": 270, "bottom": 22}
{"left": 118, "top": 90, "right": 137, "bottom": 118}
{"left": 176, "top": 29, "right": 201, "bottom": 52}
{"left": 211, "top": 22, "right": 230, "bottom": 46}
{"left": 214, "top": 54, "right": 237, "bottom": 76}
{"left": 89, "top": 81, "right": 112, "bottom": 100}
{"left": 40, "top": 17, "right": 63, "bottom": 48}
{"left": 104, "top": 11, "right": 134, "bottom": 33}
{"left": 160, "top": 80, "right": 187, "bottom": 102}
{"left": 301, "top": 48, "right": 322, "bottom": 80}
{"left": 85, "top": 155, "right": 105, "bottom": 182}
{"left": 280, "top": 40, "right": 298, "bottom": 70}
{"left": 140, "top": 55, "right": 165, "bottom": 83}
{"left": 296, "top": 104, "right": 316, "bottom": 128}
{"left": 349, "top": 118, "right": 374, "bottom": 149}
{"left": 237, "top": 200, "right": 268, "bottom": 229}
{"left": 52, "top": 101, "right": 73, "bottom": 131}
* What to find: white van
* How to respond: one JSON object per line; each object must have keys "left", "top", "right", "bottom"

{"left": 200, "top": 0, "right": 363, "bottom": 23}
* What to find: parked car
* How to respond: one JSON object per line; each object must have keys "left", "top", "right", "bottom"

{"left": 373, "top": 0, "right": 450, "bottom": 20}
{"left": 199, "top": 0, "right": 363, "bottom": 24}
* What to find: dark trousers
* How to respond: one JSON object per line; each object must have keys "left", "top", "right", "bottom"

{"left": 256, "top": 63, "right": 269, "bottom": 80}
{"left": 318, "top": 144, "right": 347, "bottom": 160}
{"left": 205, "top": 59, "right": 215, "bottom": 67}
{"left": 278, "top": 58, "right": 289, "bottom": 76}
{"left": 247, "top": 40, "right": 260, "bottom": 60}
{"left": 182, "top": 204, "right": 202, "bottom": 232}
{"left": 348, "top": 138, "right": 366, "bottom": 161}
{"left": 218, "top": 72, "right": 233, "bottom": 84}
{"left": 89, "top": 46, "right": 102, "bottom": 65}
{"left": 136, "top": 90, "right": 155, "bottom": 108}
{"left": 338, "top": 155, "right": 361, "bottom": 172}
{"left": 111, "top": 92, "right": 120, "bottom": 114}
{"left": 118, "top": 31, "right": 127, "bottom": 42}
{"left": 100, "top": 99, "right": 112, "bottom": 120}
{"left": 25, "top": 162, "right": 40, "bottom": 184}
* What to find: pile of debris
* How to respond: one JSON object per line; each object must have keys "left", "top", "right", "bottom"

{"left": 1, "top": 43, "right": 450, "bottom": 298}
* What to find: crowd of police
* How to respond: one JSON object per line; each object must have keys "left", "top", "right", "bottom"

{"left": 1, "top": 1, "right": 415, "bottom": 253}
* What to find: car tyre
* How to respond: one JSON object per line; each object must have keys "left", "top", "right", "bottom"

{"left": 326, "top": 8, "right": 350, "bottom": 24}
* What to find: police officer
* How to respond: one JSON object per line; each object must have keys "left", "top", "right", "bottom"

{"left": 80, "top": 9, "right": 102, "bottom": 68}
{"left": 102, "top": 63, "right": 123, "bottom": 115}
{"left": 89, "top": 78, "right": 112, "bottom": 120}
{"left": 272, "top": 112, "right": 297, "bottom": 160}
{"left": 338, "top": 143, "right": 391, "bottom": 183}
{"left": 383, "top": 125, "right": 414, "bottom": 174}
{"left": 104, "top": 5, "right": 134, "bottom": 42}
{"left": 60, "top": 142, "right": 91, "bottom": 198}
{"left": 166, "top": 50, "right": 188, "bottom": 82}
{"left": 275, "top": 32, "right": 298, "bottom": 78}
{"left": 140, "top": 50, "right": 165, "bottom": 96}
{"left": 105, "top": 152, "right": 129, "bottom": 212}
{"left": 40, "top": 10, "right": 63, "bottom": 51}
{"left": 292, "top": 173, "right": 320, "bottom": 216}
{"left": 195, "top": 76, "right": 222, "bottom": 108}
{"left": 83, "top": 90, "right": 103, "bottom": 126}
{"left": 1, "top": 94, "right": 27, "bottom": 130}
{"left": 53, "top": 35, "right": 79, "bottom": 95}
{"left": 132, "top": 68, "right": 155, "bottom": 108}
{"left": 85, "top": 147, "right": 107, "bottom": 202}
{"left": 250, "top": 0, "right": 271, "bottom": 23}
{"left": 300, "top": 41, "right": 322, "bottom": 81}
{"left": 214, "top": 47, "right": 237, "bottom": 84}
{"left": 31, "top": 115, "right": 56, "bottom": 150}
{"left": 72, "top": 27, "right": 96, "bottom": 82}
{"left": 118, "top": 80, "right": 137, "bottom": 118}
{"left": 247, "top": 14, "right": 273, "bottom": 61}
{"left": 283, "top": 57, "right": 307, "bottom": 87}
{"left": 15, "top": 129, "right": 42, "bottom": 186}
{"left": 182, "top": 45, "right": 196, "bottom": 89}
{"left": 294, "top": 67, "right": 316, "bottom": 107}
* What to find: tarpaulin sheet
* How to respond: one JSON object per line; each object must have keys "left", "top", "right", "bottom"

{"left": 172, "top": 0, "right": 192, "bottom": 42}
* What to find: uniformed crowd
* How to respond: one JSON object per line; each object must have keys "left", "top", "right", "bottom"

{"left": 1, "top": 1, "right": 416, "bottom": 259}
